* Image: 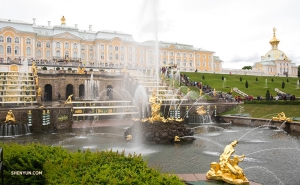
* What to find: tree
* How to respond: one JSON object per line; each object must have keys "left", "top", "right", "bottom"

{"left": 245, "top": 81, "right": 248, "bottom": 88}
{"left": 266, "top": 90, "right": 270, "bottom": 101}
{"left": 256, "top": 77, "right": 258, "bottom": 81}
{"left": 286, "top": 78, "right": 289, "bottom": 82}
{"left": 282, "top": 81, "right": 285, "bottom": 89}
{"left": 202, "top": 75, "right": 205, "bottom": 80}
{"left": 271, "top": 78, "right": 274, "bottom": 82}
{"left": 222, "top": 76, "right": 224, "bottom": 80}
{"left": 298, "top": 65, "right": 300, "bottom": 77}
{"left": 240, "top": 77, "right": 242, "bottom": 81}
{"left": 242, "top": 66, "right": 252, "bottom": 70}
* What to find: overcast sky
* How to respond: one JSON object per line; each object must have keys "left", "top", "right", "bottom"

{"left": 1, "top": 0, "right": 300, "bottom": 69}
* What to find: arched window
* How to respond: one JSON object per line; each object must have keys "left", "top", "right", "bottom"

{"left": 203, "top": 55, "right": 206, "bottom": 59}
{"left": 37, "top": 50, "right": 41, "bottom": 57}
{"left": 197, "top": 61, "right": 200, "bottom": 66}
{"left": 129, "top": 54, "right": 132, "bottom": 61}
{"left": 100, "top": 44, "right": 104, "bottom": 50}
{"left": 109, "top": 45, "right": 113, "bottom": 51}
{"left": 115, "top": 53, "right": 118, "bottom": 60}
{"left": 129, "top": 47, "right": 132, "bottom": 52}
{"left": 163, "top": 51, "right": 166, "bottom": 56}
{"left": 46, "top": 50, "right": 50, "bottom": 58}
{"left": 46, "top": 42, "right": 50, "bottom": 48}
{"left": 101, "top": 52, "right": 104, "bottom": 59}
{"left": 15, "top": 37, "right": 19, "bottom": 44}
{"left": 15, "top": 46, "right": 19, "bottom": 55}
{"left": 73, "top": 43, "right": 77, "bottom": 49}
{"left": 190, "top": 60, "right": 193, "bottom": 66}
{"left": 65, "top": 42, "right": 69, "bottom": 48}
{"left": 150, "top": 56, "right": 153, "bottom": 63}
{"left": 170, "top": 58, "right": 174, "bottom": 65}
{"left": 81, "top": 52, "right": 85, "bottom": 60}
{"left": 56, "top": 42, "right": 60, "bottom": 48}
{"left": 109, "top": 53, "right": 113, "bottom": 60}
{"left": 89, "top": 53, "right": 93, "bottom": 60}
{"left": 37, "top": 41, "right": 41, "bottom": 47}
{"left": 183, "top": 53, "right": 186, "bottom": 57}
{"left": 170, "top": 52, "right": 173, "bottom": 56}
{"left": 89, "top": 46, "right": 93, "bottom": 51}
{"left": 202, "top": 61, "right": 205, "bottom": 67}
{"left": 177, "top": 59, "right": 180, "bottom": 66}
{"left": 56, "top": 50, "right": 60, "bottom": 57}
{"left": 163, "top": 58, "right": 166, "bottom": 64}
{"left": 81, "top": 45, "right": 85, "bottom": 50}
{"left": 183, "top": 59, "right": 186, "bottom": 66}
{"left": 177, "top": 53, "right": 180, "bottom": 57}
{"left": 26, "top": 47, "right": 31, "bottom": 56}
{"left": 121, "top": 46, "right": 124, "bottom": 52}
{"left": 140, "top": 56, "right": 144, "bottom": 63}
{"left": 0, "top": 36, "right": 4, "bottom": 42}
{"left": 115, "top": 46, "right": 118, "bottom": 51}
{"left": 26, "top": 38, "right": 31, "bottom": 44}
{"left": 190, "top": 54, "right": 193, "bottom": 58}
{"left": 73, "top": 51, "right": 77, "bottom": 58}
{"left": 197, "top": 54, "right": 200, "bottom": 58}
{"left": 0, "top": 45, "right": 3, "bottom": 54}
{"left": 121, "top": 54, "right": 124, "bottom": 61}
{"left": 7, "top": 46, "right": 11, "bottom": 54}
{"left": 7, "top": 37, "right": 11, "bottom": 43}
{"left": 65, "top": 51, "right": 69, "bottom": 59}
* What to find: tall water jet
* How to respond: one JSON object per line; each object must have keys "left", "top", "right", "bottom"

{"left": 84, "top": 73, "right": 100, "bottom": 100}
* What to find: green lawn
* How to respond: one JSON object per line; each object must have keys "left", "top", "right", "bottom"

{"left": 180, "top": 72, "right": 300, "bottom": 98}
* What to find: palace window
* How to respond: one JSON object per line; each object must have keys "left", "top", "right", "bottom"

{"left": 89, "top": 53, "right": 93, "bottom": 60}
{"left": 15, "top": 46, "right": 19, "bottom": 55}
{"left": 183, "top": 60, "right": 186, "bottom": 66}
{"left": 115, "top": 53, "right": 118, "bottom": 60}
{"left": 73, "top": 43, "right": 77, "bottom": 49}
{"left": 15, "top": 37, "right": 19, "bottom": 44}
{"left": 65, "top": 51, "right": 69, "bottom": 59}
{"left": 177, "top": 59, "right": 180, "bottom": 66}
{"left": 163, "top": 51, "right": 166, "bottom": 56}
{"left": 81, "top": 45, "right": 85, "bottom": 50}
{"left": 197, "top": 54, "right": 200, "bottom": 58}
{"left": 189, "top": 60, "right": 193, "bottom": 66}
{"left": 0, "top": 36, "right": 4, "bottom": 42}
{"left": 7, "top": 37, "right": 11, "bottom": 43}
{"left": 121, "top": 54, "right": 124, "bottom": 61}
{"left": 101, "top": 52, "right": 104, "bottom": 60}
{"left": 203, "top": 55, "right": 206, "bottom": 59}
{"left": 109, "top": 53, "right": 113, "bottom": 60}
{"left": 56, "top": 42, "right": 60, "bottom": 48}
{"left": 170, "top": 58, "right": 174, "bottom": 65}
{"left": 89, "top": 46, "right": 93, "bottom": 51}
{"left": 197, "top": 61, "right": 200, "bottom": 66}
{"left": 203, "top": 61, "right": 206, "bottom": 67}
{"left": 121, "top": 46, "right": 124, "bottom": 52}
{"left": 0, "top": 45, "right": 3, "bottom": 54}
{"left": 109, "top": 45, "right": 113, "bottom": 51}
{"left": 100, "top": 44, "right": 104, "bottom": 50}
{"left": 46, "top": 42, "right": 50, "bottom": 48}
{"left": 115, "top": 46, "right": 118, "bottom": 51}
{"left": 26, "top": 38, "right": 31, "bottom": 44}
{"left": 65, "top": 42, "right": 69, "bottom": 48}
{"left": 170, "top": 52, "right": 174, "bottom": 56}
{"left": 37, "top": 50, "right": 41, "bottom": 58}
{"left": 46, "top": 50, "right": 50, "bottom": 58}
{"left": 177, "top": 53, "right": 180, "bottom": 57}
{"left": 73, "top": 51, "right": 77, "bottom": 58}
{"left": 163, "top": 58, "right": 166, "bottom": 64}
{"left": 37, "top": 41, "right": 41, "bottom": 47}
{"left": 56, "top": 50, "right": 60, "bottom": 57}
{"left": 26, "top": 47, "right": 31, "bottom": 56}
{"left": 129, "top": 47, "right": 132, "bottom": 52}
{"left": 190, "top": 54, "right": 193, "bottom": 58}
{"left": 129, "top": 54, "right": 132, "bottom": 61}
{"left": 141, "top": 50, "right": 144, "bottom": 54}
{"left": 150, "top": 56, "right": 153, "bottom": 63}
{"left": 183, "top": 53, "right": 186, "bottom": 57}
{"left": 81, "top": 52, "right": 85, "bottom": 60}
{"left": 7, "top": 46, "right": 11, "bottom": 54}
{"left": 140, "top": 56, "right": 144, "bottom": 63}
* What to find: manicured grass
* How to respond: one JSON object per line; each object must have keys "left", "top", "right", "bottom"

{"left": 221, "top": 104, "right": 300, "bottom": 118}
{"left": 181, "top": 72, "right": 300, "bottom": 98}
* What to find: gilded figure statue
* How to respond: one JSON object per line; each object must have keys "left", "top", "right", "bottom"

{"left": 272, "top": 112, "right": 292, "bottom": 122}
{"left": 32, "top": 61, "right": 37, "bottom": 76}
{"left": 77, "top": 66, "right": 86, "bottom": 74}
{"left": 196, "top": 105, "right": 206, "bottom": 115}
{"left": 65, "top": 94, "right": 73, "bottom": 104}
{"left": 37, "top": 87, "right": 42, "bottom": 96}
{"left": 149, "top": 90, "right": 162, "bottom": 120}
{"left": 206, "top": 140, "right": 249, "bottom": 185}
{"left": 61, "top": 16, "right": 66, "bottom": 25}
{"left": 5, "top": 110, "right": 15, "bottom": 123}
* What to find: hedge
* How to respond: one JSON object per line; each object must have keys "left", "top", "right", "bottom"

{"left": 244, "top": 100, "right": 300, "bottom": 105}
{"left": 1, "top": 143, "right": 184, "bottom": 185}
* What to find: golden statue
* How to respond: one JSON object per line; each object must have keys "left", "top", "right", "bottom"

{"left": 206, "top": 140, "right": 249, "bottom": 185}
{"left": 199, "top": 89, "right": 202, "bottom": 97}
{"left": 196, "top": 105, "right": 206, "bottom": 115}
{"left": 32, "top": 61, "right": 37, "bottom": 76}
{"left": 35, "top": 77, "right": 38, "bottom": 86}
{"left": 174, "top": 136, "right": 180, "bottom": 142}
{"left": 37, "top": 87, "right": 42, "bottom": 96}
{"left": 61, "top": 16, "right": 66, "bottom": 25}
{"left": 5, "top": 110, "right": 15, "bottom": 123}
{"left": 272, "top": 112, "right": 292, "bottom": 122}
{"left": 126, "top": 135, "right": 132, "bottom": 141}
{"left": 65, "top": 94, "right": 73, "bottom": 104}
{"left": 149, "top": 90, "right": 162, "bottom": 120}
{"left": 77, "top": 66, "right": 86, "bottom": 74}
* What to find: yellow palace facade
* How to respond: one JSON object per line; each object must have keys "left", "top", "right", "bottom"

{"left": 0, "top": 17, "right": 223, "bottom": 72}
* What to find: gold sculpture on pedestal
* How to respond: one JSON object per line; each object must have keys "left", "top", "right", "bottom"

{"left": 61, "top": 16, "right": 66, "bottom": 25}
{"left": 37, "top": 87, "right": 42, "bottom": 96}
{"left": 5, "top": 110, "right": 15, "bottom": 123}
{"left": 65, "top": 94, "right": 73, "bottom": 104}
{"left": 206, "top": 140, "right": 249, "bottom": 185}
{"left": 77, "top": 66, "right": 86, "bottom": 74}
{"left": 196, "top": 105, "right": 206, "bottom": 115}
{"left": 272, "top": 112, "right": 292, "bottom": 122}
{"left": 148, "top": 90, "right": 163, "bottom": 122}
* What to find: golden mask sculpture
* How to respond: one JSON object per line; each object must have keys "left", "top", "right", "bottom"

{"left": 272, "top": 112, "right": 292, "bottom": 122}
{"left": 5, "top": 110, "right": 15, "bottom": 123}
{"left": 196, "top": 105, "right": 206, "bottom": 115}
{"left": 206, "top": 140, "right": 249, "bottom": 185}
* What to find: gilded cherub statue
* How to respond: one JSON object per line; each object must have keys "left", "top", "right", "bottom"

{"left": 77, "top": 66, "right": 86, "bottom": 74}
{"left": 206, "top": 140, "right": 249, "bottom": 185}
{"left": 196, "top": 105, "right": 206, "bottom": 115}
{"left": 5, "top": 110, "right": 15, "bottom": 123}
{"left": 149, "top": 90, "right": 162, "bottom": 121}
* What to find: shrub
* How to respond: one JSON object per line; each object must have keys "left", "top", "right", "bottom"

{"left": 56, "top": 67, "right": 60, "bottom": 70}
{"left": 0, "top": 143, "right": 184, "bottom": 185}
{"left": 222, "top": 76, "right": 224, "bottom": 80}
{"left": 240, "top": 77, "right": 242, "bottom": 81}
{"left": 286, "top": 78, "right": 289, "bottom": 82}
{"left": 271, "top": 78, "right": 274, "bottom": 82}
{"left": 89, "top": 68, "right": 93, "bottom": 71}
{"left": 67, "top": 68, "right": 72, "bottom": 71}
{"left": 266, "top": 90, "right": 270, "bottom": 100}
{"left": 42, "top": 67, "right": 47, "bottom": 70}
{"left": 202, "top": 75, "right": 205, "bottom": 80}
{"left": 245, "top": 80, "right": 248, "bottom": 88}
{"left": 282, "top": 81, "right": 285, "bottom": 89}
{"left": 255, "top": 77, "right": 258, "bottom": 81}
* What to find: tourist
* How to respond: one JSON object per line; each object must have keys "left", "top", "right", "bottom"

{"left": 58, "top": 93, "right": 61, "bottom": 100}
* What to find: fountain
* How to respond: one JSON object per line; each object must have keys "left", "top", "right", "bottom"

{"left": 264, "top": 79, "right": 268, "bottom": 88}
{"left": 84, "top": 73, "right": 100, "bottom": 100}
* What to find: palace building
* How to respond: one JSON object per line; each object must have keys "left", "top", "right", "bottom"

{"left": 0, "top": 16, "right": 223, "bottom": 72}
{"left": 253, "top": 28, "right": 298, "bottom": 77}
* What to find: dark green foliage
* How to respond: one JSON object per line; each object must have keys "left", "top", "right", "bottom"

{"left": 286, "top": 78, "right": 289, "bottom": 82}
{"left": 271, "top": 78, "right": 274, "bottom": 82}
{"left": 42, "top": 67, "right": 47, "bottom": 70}
{"left": 240, "top": 77, "right": 242, "bottom": 81}
{"left": 0, "top": 143, "right": 184, "bottom": 185}
{"left": 256, "top": 77, "right": 258, "bottom": 81}
{"left": 56, "top": 67, "right": 60, "bottom": 70}
{"left": 245, "top": 100, "right": 300, "bottom": 105}
{"left": 222, "top": 76, "right": 224, "bottom": 80}
{"left": 266, "top": 90, "right": 270, "bottom": 101}
{"left": 67, "top": 68, "right": 72, "bottom": 71}
{"left": 282, "top": 81, "right": 285, "bottom": 89}
{"left": 89, "top": 68, "right": 93, "bottom": 71}
{"left": 245, "top": 80, "right": 248, "bottom": 88}
{"left": 202, "top": 75, "right": 205, "bottom": 80}
{"left": 242, "top": 66, "right": 252, "bottom": 70}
